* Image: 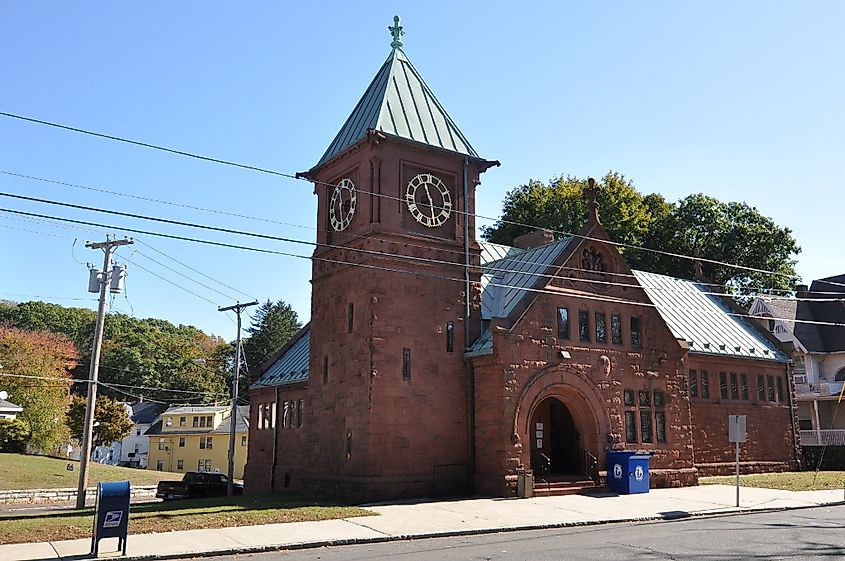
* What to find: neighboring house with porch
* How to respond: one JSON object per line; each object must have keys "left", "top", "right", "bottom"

{"left": 750, "top": 275, "right": 845, "bottom": 448}
{"left": 145, "top": 405, "right": 249, "bottom": 478}
{"left": 244, "top": 19, "right": 800, "bottom": 502}
{"left": 0, "top": 398, "right": 23, "bottom": 420}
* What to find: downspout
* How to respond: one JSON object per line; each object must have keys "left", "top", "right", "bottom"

{"left": 463, "top": 155, "right": 476, "bottom": 492}
{"left": 785, "top": 360, "right": 801, "bottom": 469}
{"left": 270, "top": 386, "right": 280, "bottom": 492}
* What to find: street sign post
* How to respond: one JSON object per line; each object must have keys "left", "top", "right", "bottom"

{"left": 729, "top": 415, "right": 747, "bottom": 507}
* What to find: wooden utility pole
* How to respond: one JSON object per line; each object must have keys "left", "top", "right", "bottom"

{"left": 218, "top": 300, "right": 258, "bottom": 496}
{"left": 76, "top": 237, "right": 133, "bottom": 509}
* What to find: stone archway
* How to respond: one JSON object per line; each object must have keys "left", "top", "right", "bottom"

{"left": 529, "top": 397, "right": 581, "bottom": 475}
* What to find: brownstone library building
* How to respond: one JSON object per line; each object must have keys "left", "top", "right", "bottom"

{"left": 245, "top": 19, "right": 801, "bottom": 500}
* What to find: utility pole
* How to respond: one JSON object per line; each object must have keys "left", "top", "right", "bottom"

{"left": 76, "top": 237, "right": 133, "bottom": 509}
{"left": 218, "top": 300, "right": 258, "bottom": 496}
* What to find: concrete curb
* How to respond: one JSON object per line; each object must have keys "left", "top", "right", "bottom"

{"left": 110, "top": 499, "right": 845, "bottom": 561}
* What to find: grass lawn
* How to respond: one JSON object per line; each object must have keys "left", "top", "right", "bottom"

{"left": 0, "top": 494, "right": 373, "bottom": 545}
{"left": 0, "top": 453, "right": 183, "bottom": 490}
{"left": 700, "top": 470, "right": 845, "bottom": 492}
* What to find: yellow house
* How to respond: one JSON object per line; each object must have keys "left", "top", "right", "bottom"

{"left": 146, "top": 405, "right": 249, "bottom": 480}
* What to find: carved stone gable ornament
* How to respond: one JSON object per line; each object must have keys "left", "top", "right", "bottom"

{"left": 581, "top": 246, "right": 606, "bottom": 272}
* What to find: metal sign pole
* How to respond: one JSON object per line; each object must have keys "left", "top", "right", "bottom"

{"left": 735, "top": 438, "right": 740, "bottom": 507}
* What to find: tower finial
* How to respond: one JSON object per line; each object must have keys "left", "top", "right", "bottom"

{"left": 389, "top": 15, "right": 404, "bottom": 49}
{"left": 585, "top": 177, "right": 601, "bottom": 224}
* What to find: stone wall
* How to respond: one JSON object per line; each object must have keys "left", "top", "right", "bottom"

{"left": 0, "top": 485, "right": 157, "bottom": 504}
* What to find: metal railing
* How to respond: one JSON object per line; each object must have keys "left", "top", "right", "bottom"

{"left": 800, "top": 429, "right": 845, "bottom": 446}
{"left": 536, "top": 452, "right": 551, "bottom": 486}
{"left": 583, "top": 450, "right": 600, "bottom": 485}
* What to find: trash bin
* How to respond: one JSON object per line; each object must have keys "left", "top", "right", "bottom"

{"left": 607, "top": 451, "right": 651, "bottom": 494}
{"left": 91, "top": 480, "right": 130, "bottom": 556}
{"left": 517, "top": 470, "right": 534, "bottom": 498}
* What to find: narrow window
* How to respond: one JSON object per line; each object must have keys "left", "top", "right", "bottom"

{"left": 241, "top": 436, "right": 247, "bottom": 446}
{"left": 271, "top": 402, "right": 277, "bottom": 428}
{"left": 630, "top": 317, "right": 641, "bottom": 349}
{"left": 347, "top": 303, "right": 354, "bottom": 333}
{"left": 402, "top": 348, "right": 411, "bottom": 380}
{"left": 689, "top": 369, "right": 698, "bottom": 398}
{"left": 625, "top": 411, "right": 638, "bottom": 443}
{"left": 653, "top": 390, "right": 665, "bottom": 408}
{"left": 655, "top": 412, "right": 666, "bottom": 443}
{"left": 297, "top": 400, "right": 304, "bottom": 427}
{"left": 757, "top": 375, "right": 766, "bottom": 401}
{"left": 595, "top": 312, "right": 607, "bottom": 343}
{"left": 557, "top": 308, "right": 570, "bottom": 340}
{"left": 640, "top": 407, "right": 653, "bottom": 443}
{"left": 179, "top": 416, "right": 186, "bottom": 427}
{"left": 740, "top": 374, "right": 749, "bottom": 400}
{"left": 178, "top": 437, "right": 185, "bottom": 448}
{"left": 206, "top": 437, "right": 212, "bottom": 449}
{"left": 165, "top": 417, "right": 172, "bottom": 427}
{"left": 207, "top": 415, "right": 213, "bottom": 426}
{"left": 193, "top": 416, "right": 199, "bottom": 428}
{"left": 776, "top": 377, "right": 784, "bottom": 402}
{"left": 177, "top": 459, "right": 184, "bottom": 470}
{"left": 767, "top": 375, "right": 776, "bottom": 401}
{"left": 623, "top": 389, "right": 635, "bottom": 406}
{"left": 611, "top": 314, "right": 622, "bottom": 344}
{"left": 156, "top": 460, "right": 164, "bottom": 471}
{"left": 283, "top": 401, "right": 291, "bottom": 428}
{"left": 579, "top": 310, "right": 590, "bottom": 342}
{"left": 446, "top": 321, "right": 454, "bottom": 352}
{"left": 199, "top": 438, "right": 206, "bottom": 449}
{"left": 730, "top": 372, "right": 739, "bottom": 400}
{"left": 290, "top": 400, "right": 298, "bottom": 427}
{"left": 323, "top": 355, "right": 329, "bottom": 385}
{"left": 345, "top": 431, "right": 352, "bottom": 460}
{"left": 719, "top": 372, "right": 728, "bottom": 400}
{"left": 158, "top": 438, "right": 165, "bottom": 450}
{"left": 258, "top": 404, "right": 264, "bottom": 429}
{"left": 701, "top": 371, "right": 710, "bottom": 398}
{"left": 639, "top": 390, "right": 651, "bottom": 407}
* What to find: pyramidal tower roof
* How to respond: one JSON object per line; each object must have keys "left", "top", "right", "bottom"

{"left": 313, "top": 16, "right": 479, "bottom": 170}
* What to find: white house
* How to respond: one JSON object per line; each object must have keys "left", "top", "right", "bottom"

{"left": 0, "top": 398, "right": 23, "bottom": 420}
{"left": 92, "top": 401, "right": 166, "bottom": 467}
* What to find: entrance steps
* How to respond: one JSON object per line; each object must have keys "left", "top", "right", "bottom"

{"left": 532, "top": 477, "right": 600, "bottom": 497}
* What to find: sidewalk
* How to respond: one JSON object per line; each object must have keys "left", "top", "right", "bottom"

{"left": 2, "top": 485, "right": 843, "bottom": 561}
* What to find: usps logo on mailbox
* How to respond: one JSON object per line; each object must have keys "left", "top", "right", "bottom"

{"left": 103, "top": 510, "right": 123, "bottom": 528}
{"left": 613, "top": 463, "right": 623, "bottom": 479}
{"left": 634, "top": 465, "right": 644, "bottom": 481}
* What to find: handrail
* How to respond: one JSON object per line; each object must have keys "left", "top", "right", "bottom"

{"left": 537, "top": 452, "right": 551, "bottom": 486}
{"left": 583, "top": 450, "right": 600, "bottom": 485}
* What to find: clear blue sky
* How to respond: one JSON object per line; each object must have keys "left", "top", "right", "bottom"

{"left": 1, "top": 2, "right": 842, "bottom": 340}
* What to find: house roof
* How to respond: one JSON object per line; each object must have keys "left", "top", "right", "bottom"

{"left": 802, "top": 274, "right": 845, "bottom": 353}
{"left": 145, "top": 406, "right": 249, "bottom": 436}
{"left": 162, "top": 405, "right": 229, "bottom": 415}
{"left": 0, "top": 399, "right": 22, "bottom": 412}
{"left": 312, "top": 47, "right": 478, "bottom": 171}
{"left": 130, "top": 401, "right": 166, "bottom": 425}
{"left": 251, "top": 324, "right": 311, "bottom": 388}
{"left": 634, "top": 270, "right": 786, "bottom": 362}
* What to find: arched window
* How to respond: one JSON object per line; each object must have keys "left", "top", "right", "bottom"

{"left": 835, "top": 368, "right": 845, "bottom": 382}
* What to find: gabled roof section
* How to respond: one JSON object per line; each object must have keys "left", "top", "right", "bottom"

{"left": 252, "top": 324, "right": 310, "bottom": 388}
{"left": 805, "top": 274, "right": 845, "bottom": 352}
{"left": 130, "top": 401, "right": 166, "bottom": 425}
{"left": 0, "top": 399, "right": 22, "bottom": 412}
{"left": 479, "top": 241, "right": 525, "bottom": 265}
{"left": 314, "top": 47, "right": 479, "bottom": 169}
{"left": 634, "top": 270, "right": 786, "bottom": 362}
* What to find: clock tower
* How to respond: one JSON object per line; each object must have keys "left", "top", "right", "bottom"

{"left": 296, "top": 16, "right": 498, "bottom": 500}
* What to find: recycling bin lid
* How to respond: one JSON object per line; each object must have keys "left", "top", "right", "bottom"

{"left": 98, "top": 481, "right": 130, "bottom": 497}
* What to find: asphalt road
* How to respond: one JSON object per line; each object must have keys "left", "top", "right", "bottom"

{"left": 198, "top": 505, "right": 845, "bottom": 561}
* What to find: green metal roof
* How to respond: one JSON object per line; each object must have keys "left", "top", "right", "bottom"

{"left": 314, "top": 47, "right": 479, "bottom": 169}
{"left": 251, "top": 324, "right": 311, "bottom": 388}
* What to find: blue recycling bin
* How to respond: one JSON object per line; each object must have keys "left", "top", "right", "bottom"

{"left": 607, "top": 451, "right": 651, "bottom": 494}
{"left": 91, "top": 480, "right": 130, "bottom": 556}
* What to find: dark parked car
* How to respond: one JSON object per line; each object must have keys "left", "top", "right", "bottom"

{"left": 156, "top": 472, "right": 243, "bottom": 500}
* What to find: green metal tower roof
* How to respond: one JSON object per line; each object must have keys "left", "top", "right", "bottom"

{"left": 313, "top": 18, "right": 479, "bottom": 169}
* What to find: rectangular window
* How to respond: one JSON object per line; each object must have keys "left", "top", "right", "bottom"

{"left": 402, "top": 348, "right": 411, "bottom": 380}
{"left": 579, "top": 310, "right": 590, "bottom": 342}
{"left": 757, "top": 375, "right": 766, "bottom": 401}
{"left": 158, "top": 438, "right": 165, "bottom": 450}
{"left": 197, "top": 460, "right": 205, "bottom": 472}
{"left": 595, "top": 312, "right": 607, "bottom": 343}
{"left": 776, "top": 377, "right": 784, "bottom": 402}
{"left": 297, "top": 400, "right": 304, "bottom": 428}
{"left": 730, "top": 372, "right": 739, "bottom": 400}
{"left": 740, "top": 374, "right": 749, "bottom": 400}
{"left": 611, "top": 314, "right": 622, "bottom": 345}
{"left": 177, "top": 459, "right": 184, "bottom": 470}
{"left": 323, "top": 355, "right": 329, "bottom": 385}
{"left": 345, "top": 431, "right": 352, "bottom": 460}
{"left": 719, "top": 372, "right": 729, "bottom": 400}
{"left": 283, "top": 401, "right": 291, "bottom": 428}
{"left": 178, "top": 437, "right": 185, "bottom": 448}
{"left": 689, "top": 369, "right": 698, "bottom": 398}
{"left": 271, "top": 402, "right": 277, "bottom": 428}
{"left": 640, "top": 408, "right": 653, "bottom": 443}
{"left": 623, "top": 389, "right": 635, "bottom": 406}
{"left": 638, "top": 390, "right": 651, "bottom": 407}
{"left": 701, "top": 371, "right": 710, "bottom": 398}
{"left": 156, "top": 460, "right": 163, "bottom": 471}
{"left": 653, "top": 390, "right": 665, "bottom": 408}
{"left": 557, "top": 308, "right": 570, "bottom": 340}
{"left": 446, "top": 321, "right": 454, "bottom": 352}
{"left": 348, "top": 303, "right": 354, "bottom": 333}
{"left": 630, "top": 317, "right": 641, "bottom": 349}
{"left": 199, "top": 437, "right": 211, "bottom": 449}
{"left": 193, "top": 416, "right": 199, "bottom": 428}
{"left": 179, "top": 416, "right": 186, "bottom": 427}
{"left": 655, "top": 411, "right": 666, "bottom": 443}
{"left": 625, "top": 411, "right": 638, "bottom": 443}
{"left": 198, "top": 416, "right": 206, "bottom": 428}
{"left": 767, "top": 375, "right": 776, "bottom": 401}
{"left": 207, "top": 415, "right": 213, "bottom": 427}
{"left": 165, "top": 417, "right": 172, "bottom": 427}
{"left": 241, "top": 435, "right": 247, "bottom": 446}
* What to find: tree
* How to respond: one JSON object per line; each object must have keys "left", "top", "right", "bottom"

{"left": 66, "top": 395, "right": 133, "bottom": 448}
{"left": 243, "top": 300, "right": 302, "bottom": 384}
{"left": 482, "top": 173, "right": 800, "bottom": 295}
{"left": 0, "top": 326, "right": 75, "bottom": 452}
{"left": 0, "top": 418, "right": 30, "bottom": 453}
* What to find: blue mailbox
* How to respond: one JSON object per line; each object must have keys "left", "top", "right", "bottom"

{"left": 91, "top": 480, "right": 130, "bottom": 556}
{"left": 607, "top": 451, "right": 652, "bottom": 494}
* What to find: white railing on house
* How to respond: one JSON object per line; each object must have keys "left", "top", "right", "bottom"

{"left": 801, "top": 429, "right": 845, "bottom": 446}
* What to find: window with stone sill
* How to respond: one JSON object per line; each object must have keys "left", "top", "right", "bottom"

{"left": 611, "top": 314, "right": 622, "bottom": 345}
{"left": 579, "top": 310, "right": 590, "bottom": 342}
{"left": 595, "top": 312, "right": 607, "bottom": 344}
{"left": 719, "top": 372, "right": 729, "bottom": 400}
{"left": 740, "top": 374, "right": 749, "bottom": 400}
{"left": 557, "top": 307, "right": 570, "bottom": 340}
{"left": 776, "top": 377, "right": 785, "bottom": 402}
{"left": 701, "top": 371, "right": 710, "bottom": 398}
{"left": 689, "top": 369, "right": 698, "bottom": 398}
{"left": 730, "top": 372, "right": 739, "bottom": 400}
{"left": 767, "top": 375, "right": 776, "bottom": 402}
{"left": 630, "top": 317, "right": 642, "bottom": 349}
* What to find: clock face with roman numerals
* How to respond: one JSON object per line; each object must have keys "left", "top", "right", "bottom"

{"left": 329, "top": 178, "right": 356, "bottom": 231}
{"left": 405, "top": 173, "right": 452, "bottom": 228}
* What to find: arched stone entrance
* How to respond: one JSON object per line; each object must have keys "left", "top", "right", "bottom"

{"left": 529, "top": 397, "right": 582, "bottom": 476}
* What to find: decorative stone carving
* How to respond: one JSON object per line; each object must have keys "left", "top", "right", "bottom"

{"left": 600, "top": 355, "right": 611, "bottom": 377}
{"left": 581, "top": 247, "right": 606, "bottom": 272}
